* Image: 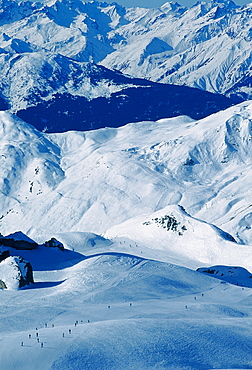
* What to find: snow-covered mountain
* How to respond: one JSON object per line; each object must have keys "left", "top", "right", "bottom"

{"left": 100, "top": 0, "right": 252, "bottom": 101}
{"left": 0, "top": 24, "right": 234, "bottom": 131}
{"left": 0, "top": 51, "right": 141, "bottom": 112}
{"left": 1, "top": 93, "right": 252, "bottom": 370}
{"left": 1, "top": 1, "right": 252, "bottom": 367}
{"left": 1, "top": 101, "right": 252, "bottom": 247}
{"left": 0, "top": 0, "right": 250, "bottom": 118}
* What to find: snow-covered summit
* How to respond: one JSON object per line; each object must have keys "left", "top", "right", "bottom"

{"left": 100, "top": 0, "right": 252, "bottom": 100}
{"left": 0, "top": 0, "right": 250, "bottom": 112}
{"left": 105, "top": 204, "right": 252, "bottom": 271}
{"left": 0, "top": 101, "right": 252, "bottom": 247}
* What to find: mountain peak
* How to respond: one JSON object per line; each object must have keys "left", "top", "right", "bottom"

{"left": 210, "top": 0, "right": 238, "bottom": 8}
{"left": 160, "top": 1, "right": 187, "bottom": 13}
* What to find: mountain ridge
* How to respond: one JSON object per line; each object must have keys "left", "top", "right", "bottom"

{"left": 1, "top": 101, "right": 252, "bottom": 247}
{"left": 0, "top": 0, "right": 250, "bottom": 117}
{"left": 1, "top": 1, "right": 252, "bottom": 368}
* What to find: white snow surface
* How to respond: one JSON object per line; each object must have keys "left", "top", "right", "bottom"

{"left": 1, "top": 233, "right": 252, "bottom": 369}
{"left": 0, "top": 255, "right": 29, "bottom": 290}
{"left": 1, "top": 101, "right": 252, "bottom": 368}
{"left": 1, "top": 101, "right": 252, "bottom": 245}
{"left": 100, "top": 0, "right": 252, "bottom": 99}
{"left": 0, "top": 0, "right": 251, "bottom": 109}
{"left": 1, "top": 2, "right": 252, "bottom": 367}
{"left": 104, "top": 204, "right": 252, "bottom": 271}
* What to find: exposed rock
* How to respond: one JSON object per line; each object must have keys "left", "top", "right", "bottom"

{"left": 0, "top": 279, "right": 7, "bottom": 289}
{"left": 0, "top": 231, "right": 38, "bottom": 250}
{"left": 143, "top": 214, "right": 187, "bottom": 236}
{"left": 44, "top": 238, "right": 64, "bottom": 251}
{"left": 0, "top": 248, "right": 10, "bottom": 262}
{"left": 0, "top": 256, "right": 34, "bottom": 289}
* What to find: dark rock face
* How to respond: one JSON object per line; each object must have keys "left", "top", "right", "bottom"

{"left": 44, "top": 238, "right": 64, "bottom": 251}
{"left": 0, "top": 249, "right": 10, "bottom": 262}
{"left": 0, "top": 237, "right": 38, "bottom": 250}
{"left": 18, "top": 257, "right": 34, "bottom": 288}
{"left": 0, "top": 280, "right": 7, "bottom": 289}
{"left": 17, "top": 85, "right": 234, "bottom": 133}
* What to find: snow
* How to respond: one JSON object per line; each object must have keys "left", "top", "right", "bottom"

{"left": 104, "top": 204, "right": 252, "bottom": 271}
{"left": 0, "top": 256, "right": 30, "bottom": 290}
{"left": 197, "top": 265, "right": 252, "bottom": 287}
{"left": 0, "top": 1, "right": 252, "bottom": 367}
{"left": 1, "top": 238, "right": 252, "bottom": 369}
{"left": 0, "top": 51, "right": 139, "bottom": 112}
{"left": 1, "top": 101, "right": 252, "bottom": 366}
{"left": 99, "top": 0, "right": 252, "bottom": 99}
{"left": 1, "top": 101, "right": 252, "bottom": 246}
{"left": 0, "top": 0, "right": 250, "bottom": 111}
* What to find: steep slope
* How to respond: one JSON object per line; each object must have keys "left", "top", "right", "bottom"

{"left": 16, "top": 81, "right": 233, "bottom": 132}
{"left": 100, "top": 0, "right": 252, "bottom": 101}
{"left": 0, "top": 0, "right": 142, "bottom": 112}
{"left": 1, "top": 2, "right": 252, "bottom": 367}
{"left": 0, "top": 52, "right": 142, "bottom": 112}
{"left": 0, "top": 26, "right": 234, "bottom": 128}
{"left": 0, "top": 101, "right": 252, "bottom": 246}
{"left": 0, "top": 0, "right": 250, "bottom": 115}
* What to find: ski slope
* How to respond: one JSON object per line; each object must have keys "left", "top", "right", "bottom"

{"left": 1, "top": 236, "right": 252, "bottom": 369}
{"left": 1, "top": 101, "right": 252, "bottom": 368}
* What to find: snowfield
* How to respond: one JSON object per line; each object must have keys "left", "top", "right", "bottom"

{"left": 1, "top": 101, "right": 252, "bottom": 368}
{"left": 1, "top": 101, "right": 252, "bottom": 245}
{"left": 100, "top": 0, "right": 252, "bottom": 101}
{"left": 1, "top": 238, "right": 252, "bottom": 370}
{"left": 0, "top": 0, "right": 250, "bottom": 106}
{"left": 0, "top": 0, "right": 252, "bottom": 368}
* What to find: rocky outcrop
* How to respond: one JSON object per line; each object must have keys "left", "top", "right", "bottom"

{"left": 0, "top": 256, "right": 34, "bottom": 289}
{"left": 0, "top": 232, "right": 38, "bottom": 250}
{"left": 44, "top": 238, "right": 64, "bottom": 251}
{"left": 0, "top": 248, "right": 10, "bottom": 262}
{"left": 0, "top": 279, "right": 7, "bottom": 289}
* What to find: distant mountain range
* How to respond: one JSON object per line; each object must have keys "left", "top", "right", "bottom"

{"left": 1, "top": 2, "right": 252, "bottom": 367}
{"left": 0, "top": 0, "right": 251, "bottom": 244}
{"left": 100, "top": 0, "right": 252, "bottom": 101}
{"left": 0, "top": 0, "right": 250, "bottom": 131}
